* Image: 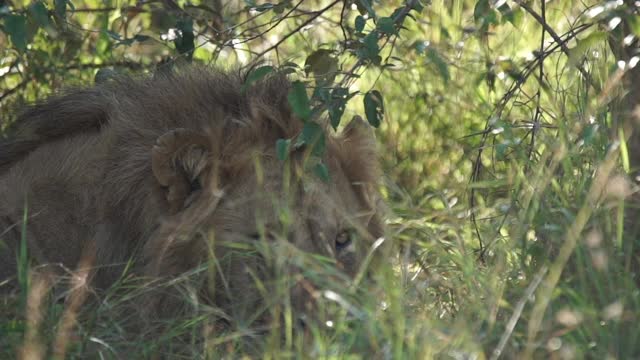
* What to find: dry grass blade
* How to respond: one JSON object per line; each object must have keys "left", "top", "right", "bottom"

{"left": 18, "top": 272, "right": 51, "bottom": 360}
{"left": 52, "top": 253, "right": 94, "bottom": 360}
{"left": 523, "top": 69, "right": 633, "bottom": 358}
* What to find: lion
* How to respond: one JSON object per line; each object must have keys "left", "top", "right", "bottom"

{"left": 0, "top": 67, "right": 385, "bottom": 331}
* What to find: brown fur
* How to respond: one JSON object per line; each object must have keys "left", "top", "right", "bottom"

{"left": 0, "top": 67, "right": 384, "bottom": 325}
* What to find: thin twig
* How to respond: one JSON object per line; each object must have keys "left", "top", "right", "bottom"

{"left": 235, "top": 0, "right": 305, "bottom": 45}
{"left": 526, "top": 0, "right": 546, "bottom": 170}
{"left": 71, "top": 7, "right": 117, "bottom": 13}
{"left": 339, "top": 0, "right": 348, "bottom": 43}
{"left": 0, "top": 80, "right": 28, "bottom": 102}
{"left": 514, "top": 0, "right": 599, "bottom": 92}
{"left": 252, "top": 0, "right": 342, "bottom": 61}
{"left": 469, "top": 23, "right": 594, "bottom": 258}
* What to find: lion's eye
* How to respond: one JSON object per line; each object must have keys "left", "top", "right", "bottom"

{"left": 335, "top": 230, "right": 353, "bottom": 252}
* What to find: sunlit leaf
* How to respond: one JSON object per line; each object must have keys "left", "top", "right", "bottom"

{"left": 627, "top": 14, "right": 640, "bottom": 36}
{"left": 568, "top": 31, "right": 607, "bottom": 67}
{"left": 328, "top": 87, "right": 349, "bottom": 130}
{"left": 364, "top": 90, "right": 384, "bottom": 127}
{"left": 305, "top": 49, "right": 338, "bottom": 85}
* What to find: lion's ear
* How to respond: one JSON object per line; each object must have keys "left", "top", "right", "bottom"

{"left": 341, "top": 115, "right": 379, "bottom": 183}
{"left": 343, "top": 115, "right": 373, "bottom": 141}
{"left": 152, "top": 129, "right": 211, "bottom": 213}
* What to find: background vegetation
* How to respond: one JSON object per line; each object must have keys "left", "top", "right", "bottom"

{"left": 1, "top": 0, "right": 640, "bottom": 358}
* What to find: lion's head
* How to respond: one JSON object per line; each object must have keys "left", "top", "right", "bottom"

{"left": 0, "top": 67, "right": 385, "bottom": 332}
{"left": 92, "top": 68, "right": 388, "bottom": 325}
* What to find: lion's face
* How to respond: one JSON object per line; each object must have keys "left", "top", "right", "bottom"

{"left": 143, "top": 114, "right": 384, "bottom": 323}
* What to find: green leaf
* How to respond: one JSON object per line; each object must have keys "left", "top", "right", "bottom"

{"left": 4, "top": 15, "right": 28, "bottom": 52}
{"left": 356, "top": 0, "right": 376, "bottom": 18}
{"left": 627, "top": 14, "right": 640, "bottom": 36}
{"left": 298, "top": 122, "right": 325, "bottom": 156}
{"left": 276, "top": 138, "right": 291, "bottom": 161}
{"left": 440, "top": 26, "right": 451, "bottom": 39}
{"left": 498, "top": 3, "right": 523, "bottom": 28}
{"left": 427, "top": 48, "right": 450, "bottom": 84}
{"left": 568, "top": 31, "right": 607, "bottom": 67}
{"left": 287, "top": 81, "right": 312, "bottom": 121}
{"left": 358, "top": 31, "right": 381, "bottom": 64}
{"left": 376, "top": 17, "right": 395, "bottom": 34}
{"left": 496, "top": 143, "right": 507, "bottom": 160}
{"left": 411, "top": 1, "right": 424, "bottom": 12}
{"left": 242, "top": 65, "right": 274, "bottom": 92}
{"left": 473, "top": 0, "right": 491, "bottom": 23}
{"left": 328, "top": 87, "right": 349, "bottom": 130}
{"left": 305, "top": 49, "right": 338, "bottom": 85}
{"left": 253, "top": 3, "right": 274, "bottom": 12}
{"left": 174, "top": 18, "right": 195, "bottom": 60}
{"left": 273, "top": 3, "right": 286, "bottom": 14}
{"left": 364, "top": 31, "right": 379, "bottom": 53}
{"left": 473, "top": 0, "right": 498, "bottom": 30}
{"left": 55, "top": 0, "right": 67, "bottom": 19}
{"left": 29, "top": 2, "right": 50, "bottom": 29}
{"left": 363, "top": 90, "right": 384, "bottom": 127}
{"left": 413, "top": 40, "right": 428, "bottom": 54}
{"left": 313, "top": 162, "right": 330, "bottom": 183}
{"left": 96, "top": 15, "right": 111, "bottom": 55}
{"left": 355, "top": 15, "right": 366, "bottom": 33}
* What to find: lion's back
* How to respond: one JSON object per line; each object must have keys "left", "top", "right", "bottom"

{"left": 0, "top": 130, "right": 107, "bottom": 287}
